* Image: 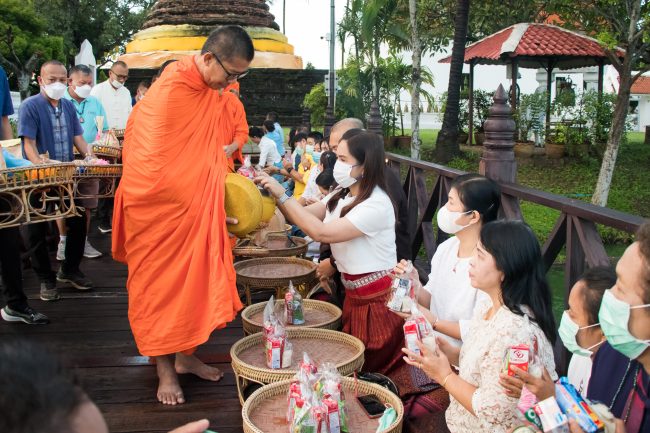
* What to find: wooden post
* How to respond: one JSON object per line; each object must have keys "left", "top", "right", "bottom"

{"left": 323, "top": 105, "right": 335, "bottom": 137}
{"left": 480, "top": 85, "right": 517, "bottom": 184}
{"left": 302, "top": 107, "right": 311, "bottom": 132}
{"left": 546, "top": 60, "right": 554, "bottom": 138}
{"left": 468, "top": 62, "right": 475, "bottom": 146}
{"left": 597, "top": 61, "right": 604, "bottom": 103}
{"left": 367, "top": 98, "right": 383, "bottom": 137}
{"left": 510, "top": 58, "right": 518, "bottom": 111}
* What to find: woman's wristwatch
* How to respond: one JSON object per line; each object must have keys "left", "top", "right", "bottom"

{"left": 278, "top": 192, "right": 291, "bottom": 205}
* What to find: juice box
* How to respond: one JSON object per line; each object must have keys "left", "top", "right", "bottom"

{"left": 503, "top": 344, "right": 530, "bottom": 377}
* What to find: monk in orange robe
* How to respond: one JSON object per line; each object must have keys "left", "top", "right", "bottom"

{"left": 112, "top": 26, "right": 254, "bottom": 405}
{"left": 224, "top": 81, "right": 248, "bottom": 170}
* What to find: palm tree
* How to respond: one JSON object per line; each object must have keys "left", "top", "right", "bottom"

{"left": 435, "top": 0, "right": 470, "bottom": 163}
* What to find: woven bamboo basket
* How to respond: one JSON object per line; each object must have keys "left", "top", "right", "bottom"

{"left": 241, "top": 299, "right": 342, "bottom": 336}
{"left": 242, "top": 377, "right": 404, "bottom": 433}
{"left": 0, "top": 163, "right": 76, "bottom": 191}
{"left": 91, "top": 144, "right": 122, "bottom": 161}
{"left": 112, "top": 128, "right": 126, "bottom": 139}
{"left": 0, "top": 163, "right": 77, "bottom": 228}
{"left": 235, "top": 257, "right": 318, "bottom": 305}
{"left": 233, "top": 234, "right": 309, "bottom": 258}
{"left": 231, "top": 328, "right": 365, "bottom": 405}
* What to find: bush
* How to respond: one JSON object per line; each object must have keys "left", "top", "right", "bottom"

{"left": 302, "top": 83, "right": 327, "bottom": 129}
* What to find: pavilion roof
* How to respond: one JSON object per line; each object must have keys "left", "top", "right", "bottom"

{"left": 440, "top": 23, "right": 624, "bottom": 70}
{"left": 631, "top": 76, "right": 650, "bottom": 94}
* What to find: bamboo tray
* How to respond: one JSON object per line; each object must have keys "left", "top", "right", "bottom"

{"left": 233, "top": 234, "right": 309, "bottom": 258}
{"left": 241, "top": 299, "right": 342, "bottom": 336}
{"left": 73, "top": 164, "right": 122, "bottom": 178}
{"left": 91, "top": 144, "right": 122, "bottom": 161}
{"left": 231, "top": 328, "right": 365, "bottom": 405}
{"left": 73, "top": 164, "right": 122, "bottom": 198}
{"left": 235, "top": 257, "right": 318, "bottom": 305}
{"left": 242, "top": 377, "right": 404, "bottom": 433}
{"left": 0, "top": 163, "right": 78, "bottom": 228}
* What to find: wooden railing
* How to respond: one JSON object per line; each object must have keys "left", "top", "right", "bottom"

{"left": 385, "top": 85, "right": 646, "bottom": 373}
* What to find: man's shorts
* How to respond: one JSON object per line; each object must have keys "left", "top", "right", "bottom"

{"left": 75, "top": 178, "right": 100, "bottom": 209}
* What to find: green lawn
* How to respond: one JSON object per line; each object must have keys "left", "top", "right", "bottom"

{"left": 387, "top": 130, "right": 649, "bottom": 318}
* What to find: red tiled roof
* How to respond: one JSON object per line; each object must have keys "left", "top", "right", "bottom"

{"left": 631, "top": 76, "right": 650, "bottom": 94}
{"left": 440, "top": 23, "right": 624, "bottom": 69}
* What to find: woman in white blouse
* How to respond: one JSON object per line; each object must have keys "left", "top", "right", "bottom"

{"left": 403, "top": 220, "right": 558, "bottom": 433}
{"left": 257, "top": 129, "right": 404, "bottom": 374}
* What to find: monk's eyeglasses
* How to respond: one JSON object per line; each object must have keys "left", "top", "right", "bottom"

{"left": 211, "top": 52, "right": 249, "bottom": 81}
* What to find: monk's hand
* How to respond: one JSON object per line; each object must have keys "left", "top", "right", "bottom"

{"left": 402, "top": 340, "right": 453, "bottom": 384}
{"left": 255, "top": 176, "right": 285, "bottom": 199}
{"left": 226, "top": 217, "right": 238, "bottom": 225}
{"left": 223, "top": 142, "right": 239, "bottom": 158}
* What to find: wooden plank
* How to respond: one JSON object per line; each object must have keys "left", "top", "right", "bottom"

{"left": 541, "top": 213, "right": 567, "bottom": 272}
{"left": 565, "top": 216, "right": 586, "bottom": 299}
{"left": 573, "top": 218, "right": 611, "bottom": 267}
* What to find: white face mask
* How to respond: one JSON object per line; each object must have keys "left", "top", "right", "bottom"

{"left": 436, "top": 205, "right": 472, "bottom": 234}
{"left": 110, "top": 80, "right": 123, "bottom": 89}
{"left": 333, "top": 160, "right": 358, "bottom": 188}
{"left": 42, "top": 82, "right": 67, "bottom": 101}
{"left": 73, "top": 84, "right": 92, "bottom": 99}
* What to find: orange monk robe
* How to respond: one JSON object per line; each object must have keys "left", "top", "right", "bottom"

{"left": 112, "top": 56, "right": 243, "bottom": 357}
{"left": 224, "top": 86, "right": 248, "bottom": 171}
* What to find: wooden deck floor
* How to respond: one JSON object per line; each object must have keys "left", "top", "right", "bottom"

{"left": 0, "top": 227, "right": 244, "bottom": 433}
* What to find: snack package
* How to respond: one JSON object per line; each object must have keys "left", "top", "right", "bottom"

{"left": 534, "top": 397, "right": 569, "bottom": 433}
{"left": 414, "top": 304, "right": 437, "bottom": 353}
{"left": 286, "top": 281, "right": 305, "bottom": 325}
{"left": 403, "top": 316, "right": 422, "bottom": 358}
{"left": 502, "top": 344, "right": 530, "bottom": 377}
{"left": 288, "top": 355, "right": 319, "bottom": 425}
{"left": 318, "top": 363, "right": 348, "bottom": 433}
{"left": 263, "top": 295, "right": 277, "bottom": 341}
{"left": 266, "top": 321, "right": 286, "bottom": 369}
{"left": 555, "top": 377, "right": 605, "bottom": 433}
{"left": 237, "top": 155, "right": 257, "bottom": 179}
{"left": 387, "top": 261, "right": 420, "bottom": 313}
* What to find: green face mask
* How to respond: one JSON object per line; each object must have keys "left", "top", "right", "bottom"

{"left": 558, "top": 311, "right": 603, "bottom": 357}
{"left": 599, "top": 290, "right": 650, "bottom": 360}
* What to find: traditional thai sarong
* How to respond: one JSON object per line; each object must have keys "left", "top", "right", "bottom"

{"left": 341, "top": 270, "right": 405, "bottom": 375}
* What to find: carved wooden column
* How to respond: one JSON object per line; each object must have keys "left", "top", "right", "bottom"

{"left": 367, "top": 99, "right": 383, "bottom": 137}
{"left": 302, "top": 107, "right": 311, "bottom": 132}
{"left": 480, "top": 84, "right": 521, "bottom": 219}
{"left": 324, "top": 105, "right": 335, "bottom": 137}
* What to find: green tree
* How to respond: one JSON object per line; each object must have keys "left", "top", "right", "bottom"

{"left": 32, "top": 0, "right": 155, "bottom": 66}
{"left": 0, "top": 0, "right": 64, "bottom": 100}
{"left": 435, "top": 0, "right": 471, "bottom": 163}
{"left": 549, "top": 0, "right": 650, "bottom": 206}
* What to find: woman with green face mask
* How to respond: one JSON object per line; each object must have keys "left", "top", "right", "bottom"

{"left": 585, "top": 222, "right": 650, "bottom": 433}
{"left": 499, "top": 266, "right": 616, "bottom": 400}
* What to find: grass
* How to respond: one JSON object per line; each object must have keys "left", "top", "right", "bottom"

{"left": 387, "top": 130, "right": 649, "bottom": 319}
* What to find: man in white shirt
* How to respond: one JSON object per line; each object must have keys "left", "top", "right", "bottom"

{"left": 91, "top": 61, "right": 132, "bottom": 233}
{"left": 90, "top": 61, "right": 132, "bottom": 130}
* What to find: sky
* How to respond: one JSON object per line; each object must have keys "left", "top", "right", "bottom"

{"left": 266, "top": 0, "right": 541, "bottom": 102}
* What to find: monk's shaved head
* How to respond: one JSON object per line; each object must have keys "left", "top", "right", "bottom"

{"left": 329, "top": 118, "right": 365, "bottom": 152}
{"left": 202, "top": 25, "right": 255, "bottom": 62}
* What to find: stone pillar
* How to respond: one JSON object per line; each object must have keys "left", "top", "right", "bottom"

{"left": 479, "top": 85, "right": 517, "bottom": 183}
{"left": 367, "top": 99, "right": 383, "bottom": 137}
{"left": 324, "top": 105, "right": 335, "bottom": 137}
{"left": 302, "top": 107, "right": 311, "bottom": 132}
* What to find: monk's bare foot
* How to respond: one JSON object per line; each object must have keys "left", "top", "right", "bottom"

{"left": 156, "top": 355, "right": 185, "bottom": 405}
{"left": 175, "top": 352, "right": 224, "bottom": 382}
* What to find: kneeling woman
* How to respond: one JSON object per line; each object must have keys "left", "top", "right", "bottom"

{"left": 403, "top": 220, "right": 558, "bottom": 433}
{"left": 257, "top": 130, "right": 403, "bottom": 374}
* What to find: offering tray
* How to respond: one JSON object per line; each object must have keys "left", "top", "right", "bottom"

{"left": 242, "top": 377, "right": 403, "bottom": 433}
{"left": 231, "top": 328, "right": 365, "bottom": 405}
{"left": 234, "top": 234, "right": 309, "bottom": 258}
{"left": 241, "top": 299, "right": 341, "bottom": 336}
{"left": 234, "top": 257, "right": 317, "bottom": 305}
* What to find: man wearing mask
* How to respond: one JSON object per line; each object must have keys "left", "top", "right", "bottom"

{"left": 18, "top": 60, "right": 94, "bottom": 301}
{"left": 59, "top": 64, "right": 108, "bottom": 260}
{"left": 0, "top": 65, "right": 49, "bottom": 325}
{"left": 91, "top": 60, "right": 131, "bottom": 234}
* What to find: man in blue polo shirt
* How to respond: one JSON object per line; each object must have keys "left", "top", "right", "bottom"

{"left": 18, "top": 60, "right": 94, "bottom": 301}
{"left": 0, "top": 65, "right": 49, "bottom": 325}
{"left": 60, "top": 64, "right": 107, "bottom": 260}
